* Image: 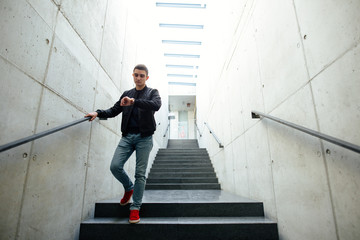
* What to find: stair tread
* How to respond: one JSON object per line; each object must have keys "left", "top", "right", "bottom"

{"left": 146, "top": 186, "right": 221, "bottom": 190}
{"left": 149, "top": 172, "right": 214, "bottom": 174}
{"left": 150, "top": 168, "right": 214, "bottom": 170}
{"left": 149, "top": 172, "right": 215, "bottom": 174}
{"left": 147, "top": 179, "right": 218, "bottom": 183}
{"left": 154, "top": 160, "right": 211, "bottom": 162}
{"left": 148, "top": 173, "right": 216, "bottom": 177}
{"left": 147, "top": 179, "right": 218, "bottom": 182}
{"left": 152, "top": 165, "right": 212, "bottom": 167}
{"left": 146, "top": 183, "right": 219, "bottom": 185}
{"left": 148, "top": 172, "right": 215, "bottom": 174}
{"left": 100, "top": 190, "right": 261, "bottom": 204}
{"left": 153, "top": 161, "right": 211, "bottom": 163}
{"left": 83, "top": 216, "right": 276, "bottom": 225}
{"left": 146, "top": 176, "right": 216, "bottom": 180}
{"left": 151, "top": 168, "right": 214, "bottom": 170}
{"left": 94, "top": 191, "right": 265, "bottom": 218}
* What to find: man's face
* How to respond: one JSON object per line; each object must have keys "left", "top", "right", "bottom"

{"left": 132, "top": 69, "right": 149, "bottom": 89}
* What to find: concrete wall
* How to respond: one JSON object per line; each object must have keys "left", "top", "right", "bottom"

{"left": 0, "top": 0, "right": 168, "bottom": 239}
{"left": 197, "top": 1, "right": 360, "bottom": 240}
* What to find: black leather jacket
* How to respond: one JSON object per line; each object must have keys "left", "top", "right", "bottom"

{"left": 96, "top": 86, "right": 161, "bottom": 137}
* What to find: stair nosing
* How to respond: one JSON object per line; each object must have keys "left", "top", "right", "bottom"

{"left": 82, "top": 216, "right": 277, "bottom": 225}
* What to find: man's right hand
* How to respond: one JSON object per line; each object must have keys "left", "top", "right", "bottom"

{"left": 120, "top": 96, "right": 135, "bottom": 106}
{"left": 85, "top": 112, "right": 98, "bottom": 121}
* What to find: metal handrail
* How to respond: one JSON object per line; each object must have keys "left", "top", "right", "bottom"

{"left": 163, "top": 124, "right": 170, "bottom": 137}
{"left": 252, "top": 110, "right": 360, "bottom": 154}
{"left": 204, "top": 122, "right": 223, "bottom": 148}
{"left": 0, "top": 117, "right": 92, "bottom": 153}
{"left": 195, "top": 121, "right": 202, "bottom": 137}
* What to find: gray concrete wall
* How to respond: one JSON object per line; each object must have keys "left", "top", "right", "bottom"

{"left": 197, "top": 0, "right": 360, "bottom": 240}
{"left": 0, "top": 0, "right": 168, "bottom": 239}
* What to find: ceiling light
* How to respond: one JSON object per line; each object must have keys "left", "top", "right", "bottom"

{"left": 164, "top": 53, "right": 200, "bottom": 58}
{"left": 159, "top": 23, "right": 204, "bottom": 29}
{"left": 168, "top": 82, "right": 196, "bottom": 86}
{"left": 156, "top": 3, "right": 206, "bottom": 9}
{"left": 162, "top": 40, "right": 202, "bottom": 45}
{"left": 166, "top": 64, "right": 195, "bottom": 69}
{"left": 167, "top": 74, "right": 194, "bottom": 78}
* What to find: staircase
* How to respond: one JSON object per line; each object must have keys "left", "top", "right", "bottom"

{"left": 166, "top": 139, "right": 199, "bottom": 149}
{"left": 146, "top": 140, "right": 221, "bottom": 190}
{"left": 79, "top": 139, "right": 279, "bottom": 240}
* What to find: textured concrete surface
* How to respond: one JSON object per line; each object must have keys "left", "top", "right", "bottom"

{"left": 0, "top": 0, "right": 168, "bottom": 239}
{"left": 197, "top": 0, "right": 360, "bottom": 240}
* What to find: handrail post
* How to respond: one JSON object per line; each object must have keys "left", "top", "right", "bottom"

{"left": 204, "top": 122, "right": 224, "bottom": 148}
{"left": 251, "top": 112, "right": 260, "bottom": 119}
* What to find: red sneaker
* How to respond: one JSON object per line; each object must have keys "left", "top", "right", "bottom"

{"left": 120, "top": 189, "right": 133, "bottom": 206}
{"left": 129, "top": 209, "right": 140, "bottom": 224}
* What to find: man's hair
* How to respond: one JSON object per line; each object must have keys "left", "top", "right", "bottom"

{"left": 133, "top": 64, "right": 149, "bottom": 76}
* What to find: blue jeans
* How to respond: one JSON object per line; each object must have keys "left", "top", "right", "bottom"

{"left": 110, "top": 133, "right": 153, "bottom": 210}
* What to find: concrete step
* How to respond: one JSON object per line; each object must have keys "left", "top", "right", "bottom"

{"left": 94, "top": 199, "right": 264, "bottom": 218}
{"left": 155, "top": 155, "right": 210, "bottom": 159}
{"left": 157, "top": 151, "right": 207, "bottom": 155}
{"left": 151, "top": 164, "right": 213, "bottom": 169}
{"left": 157, "top": 149, "right": 207, "bottom": 153}
{"left": 153, "top": 162, "right": 212, "bottom": 166}
{"left": 157, "top": 150, "right": 208, "bottom": 154}
{"left": 149, "top": 167, "right": 214, "bottom": 172}
{"left": 148, "top": 172, "right": 217, "bottom": 178}
{"left": 153, "top": 159, "right": 211, "bottom": 163}
{"left": 152, "top": 161, "right": 212, "bottom": 165}
{"left": 158, "top": 148, "right": 207, "bottom": 152}
{"left": 154, "top": 158, "right": 211, "bottom": 162}
{"left": 145, "top": 183, "right": 221, "bottom": 190}
{"left": 147, "top": 177, "right": 219, "bottom": 184}
{"left": 167, "top": 145, "right": 200, "bottom": 149}
{"left": 167, "top": 139, "right": 200, "bottom": 149}
{"left": 80, "top": 217, "right": 278, "bottom": 240}
{"left": 155, "top": 156, "right": 210, "bottom": 159}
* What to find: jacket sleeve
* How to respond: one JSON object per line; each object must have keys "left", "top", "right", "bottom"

{"left": 96, "top": 92, "right": 125, "bottom": 118}
{"left": 134, "top": 89, "right": 162, "bottom": 111}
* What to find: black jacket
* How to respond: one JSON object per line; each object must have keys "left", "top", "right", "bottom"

{"left": 96, "top": 86, "right": 161, "bottom": 137}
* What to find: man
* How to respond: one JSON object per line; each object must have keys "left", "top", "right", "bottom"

{"left": 85, "top": 64, "right": 161, "bottom": 223}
